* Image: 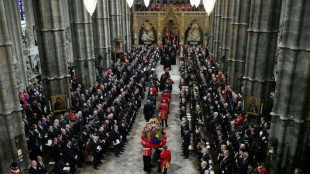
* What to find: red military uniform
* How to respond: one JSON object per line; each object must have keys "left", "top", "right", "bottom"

{"left": 254, "top": 165, "right": 267, "bottom": 174}
{"left": 175, "top": 4, "right": 180, "bottom": 11}
{"left": 187, "top": 3, "right": 191, "bottom": 11}
{"left": 159, "top": 149, "right": 171, "bottom": 173}
{"left": 166, "top": 78, "right": 174, "bottom": 84}
{"left": 156, "top": 3, "right": 160, "bottom": 11}
{"left": 161, "top": 4, "right": 167, "bottom": 11}
{"left": 142, "top": 140, "right": 152, "bottom": 173}
{"left": 161, "top": 92, "right": 171, "bottom": 100}
{"left": 142, "top": 140, "right": 152, "bottom": 156}
{"left": 159, "top": 101, "right": 169, "bottom": 120}
{"left": 150, "top": 3, "right": 155, "bottom": 11}
{"left": 161, "top": 94, "right": 170, "bottom": 104}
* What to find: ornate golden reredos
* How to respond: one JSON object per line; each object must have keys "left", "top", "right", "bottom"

{"left": 159, "top": 5, "right": 181, "bottom": 32}
{"left": 143, "top": 20, "right": 154, "bottom": 31}
{"left": 133, "top": 4, "right": 209, "bottom": 35}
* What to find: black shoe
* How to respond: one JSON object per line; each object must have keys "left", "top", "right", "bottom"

{"left": 115, "top": 155, "right": 120, "bottom": 157}
{"left": 99, "top": 161, "right": 103, "bottom": 164}
{"left": 181, "top": 154, "right": 184, "bottom": 156}
{"left": 97, "top": 164, "right": 102, "bottom": 167}
{"left": 183, "top": 157, "right": 189, "bottom": 159}
{"left": 94, "top": 167, "right": 99, "bottom": 170}
{"left": 166, "top": 125, "right": 168, "bottom": 127}
{"left": 78, "top": 165, "right": 83, "bottom": 168}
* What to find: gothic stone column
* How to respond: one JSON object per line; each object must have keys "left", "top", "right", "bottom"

{"left": 121, "top": 0, "right": 128, "bottom": 51}
{"left": 32, "top": 0, "right": 71, "bottom": 108}
{"left": 213, "top": 0, "right": 222, "bottom": 62}
{"left": 125, "top": 1, "right": 132, "bottom": 50}
{"left": 267, "top": 0, "right": 310, "bottom": 173}
{"left": 93, "top": 0, "right": 112, "bottom": 68}
{"left": 109, "top": 0, "right": 123, "bottom": 60}
{"left": 0, "top": 0, "right": 30, "bottom": 172}
{"left": 228, "top": 0, "right": 251, "bottom": 91}
{"left": 4, "top": 0, "right": 27, "bottom": 90}
{"left": 69, "top": 0, "right": 96, "bottom": 88}
{"left": 243, "top": 0, "right": 281, "bottom": 115}
{"left": 219, "top": 0, "right": 233, "bottom": 73}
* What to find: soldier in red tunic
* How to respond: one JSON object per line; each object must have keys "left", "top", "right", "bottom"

{"left": 10, "top": 162, "right": 22, "bottom": 174}
{"left": 159, "top": 145, "right": 171, "bottom": 174}
{"left": 156, "top": 2, "right": 161, "bottom": 11}
{"left": 150, "top": 2, "right": 156, "bottom": 11}
{"left": 142, "top": 139, "right": 152, "bottom": 173}
{"left": 187, "top": 3, "right": 191, "bottom": 11}
{"left": 159, "top": 100, "right": 169, "bottom": 127}
{"left": 161, "top": 93, "right": 171, "bottom": 106}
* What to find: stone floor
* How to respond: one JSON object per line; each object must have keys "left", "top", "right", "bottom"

{"left": 79, "top": 61, "right": 198, "bottom": 174}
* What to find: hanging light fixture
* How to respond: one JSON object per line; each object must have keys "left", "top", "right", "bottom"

{"left": 203, "top": 0, "right": 216, "bottom": 14}
{"left": 127, "top": 0, "right": 134, "bottom": 8}
{"left": 83, "top": 0, "right": 97, "bottom": 16}
{"left": 144, "top": 0, "right": 150, "bottom": 7}
{"left": 194, "top": 0, "right": 201, "bottom": 7}
{"left": 190, "top": 0, "right": 195, "bottom": 6}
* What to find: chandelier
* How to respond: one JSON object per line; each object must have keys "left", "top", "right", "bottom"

{"left": 190, "top": 0, "right": 195, "bottom": 6}
{"left": 191, "top": 0, "right": 201, "bottom": 7}
{"left": 127, "top": 0, "right": 134, "bottom": 8}
{"left": 203, "top": 0, "right": 216, "bottom": 14}
{"left": 83, "top": 0, "right": 97, "bottom": 16}
{"left": 144, "top": 0, "right": 150, "bottom": 7}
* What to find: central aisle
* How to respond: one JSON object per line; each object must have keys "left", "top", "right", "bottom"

{"left": 80, "top": 61, "right": 197, "bottom": 174}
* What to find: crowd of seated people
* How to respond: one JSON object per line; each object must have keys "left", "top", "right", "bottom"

{"left": 134, "top": 0, "right": 204, "bottom": 11}
{"left": 21, "top": 45, "right": 160, "bottom": 174}
{"left": 149, "top": 0, "right": 193, "bottom": 11}
{"left": 178, "top": 46, "right": 270, "bottom": 174}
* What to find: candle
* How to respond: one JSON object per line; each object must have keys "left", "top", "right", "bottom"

{"left": 67, "top": 97, "right": 70, "bottom": 109}
{"left": 49, "top": 100, "right": 51, "bottom": 112}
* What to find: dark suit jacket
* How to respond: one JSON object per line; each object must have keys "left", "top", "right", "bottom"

{"left": 64, "top": 145, "right": 76, "bottom": 163}
{"left": 143, "top": 103, "right": 154, "bottom": 119}
{"left": 183, "top": 131, "right": 191, "bottom": 147}
{"left": 201, "top": 153, "right": 209, "bottom": 162}
{"left": 238, "top": 157, "right": 249, "bottom": 174}
{"left": 37, "top": 161, "right": 47, "bottom": 174}
{"left": 220, "top": 156, "right": 230, "bottom": 171}
{"left": 29, "top": 166, "right": 40, "bottom": 174}
{"left": 200, "top": 167, "right": 208, "bottom": 174}
{"left": 113, "top": 130, "right": 121, "bottom": 143}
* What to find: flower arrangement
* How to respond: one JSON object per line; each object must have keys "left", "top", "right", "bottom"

{"left": 142, "top": 118, "right": 165, "bottom": 145}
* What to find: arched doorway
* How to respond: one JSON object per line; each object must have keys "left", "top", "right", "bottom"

{"left": 162, "top": 20, "right": 179, "bottom": 45}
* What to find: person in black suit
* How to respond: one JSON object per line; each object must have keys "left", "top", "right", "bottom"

{"left": 36, "top": 156, "right": 47, "bottom": 174}
{"left": 200, "top": 148, "right": 209, "bottom": 163}
{"left": 92, "top": 136, "right": 102, "bottom": 170}
{"left": 29, "top": 160, "right": 40, "bottom": 174}
{"left": 64, "top": 140, "right": 77, "bottom": 174}
{"left": 113, "top": 125, "right": 121, "bottom": 157}
{"left": 182, "top": 128, "right": 191, "bottom": 159}
{"left": 237, "top": 152, "right": 249, "bottom": 174}
{"left": 51, "top": 137, "right": 63, "bottom": 174}
{"left": 200, "top": 161, "right": 209, "bottom": 174}
{"left": 220, "top": 150, "right": 231, "bottom": 172}
{"left": 143, "top": 100, "right": 154, "bottom": 122}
